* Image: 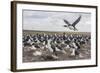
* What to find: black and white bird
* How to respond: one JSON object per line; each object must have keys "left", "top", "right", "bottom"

{"left": 63, "top": 15, "right": 81, "bottom": 31}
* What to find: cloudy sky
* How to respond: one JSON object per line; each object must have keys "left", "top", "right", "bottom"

{"left": 23, "top": 10, "right": 91, "bottom": 32}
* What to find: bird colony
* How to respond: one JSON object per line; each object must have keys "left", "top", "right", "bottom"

{"left": 22, "top": 32, "right": 91, "bottom": 62}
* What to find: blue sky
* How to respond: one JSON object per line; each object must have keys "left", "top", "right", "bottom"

{"left": 23, "top": 10, "right": 91, "bottom": 32}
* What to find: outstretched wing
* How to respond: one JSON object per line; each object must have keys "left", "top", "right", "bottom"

{"left": 72, "top": 15, "right": 81, "bottom": 27}
{"left": 63, "top": 19, "right": 71, "bottom": 26}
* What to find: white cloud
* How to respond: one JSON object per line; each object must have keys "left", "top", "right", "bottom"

{"left": 23, "top": 10, "right": 91, "bottom": 32}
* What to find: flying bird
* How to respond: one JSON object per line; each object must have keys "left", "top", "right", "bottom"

{"left": 63, "top": 15, "right": 81, "bottom": 31}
